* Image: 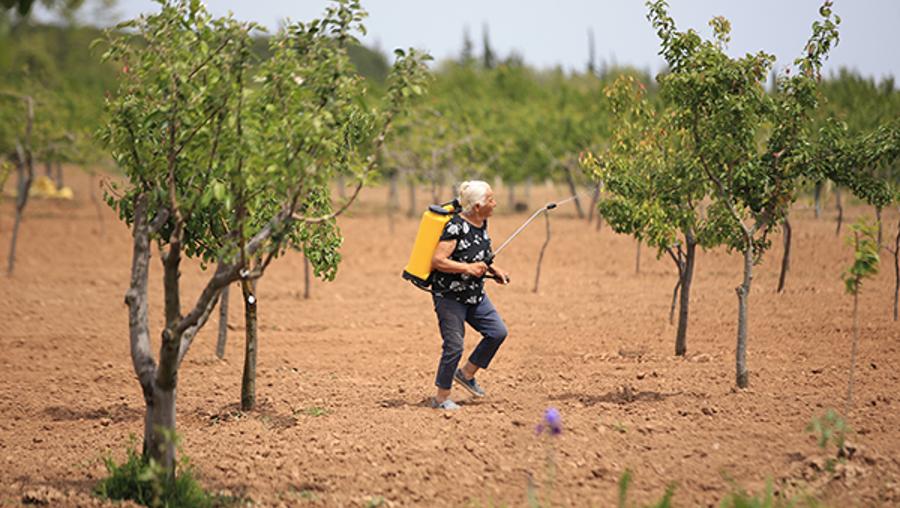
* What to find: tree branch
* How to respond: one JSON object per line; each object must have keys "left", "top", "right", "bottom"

{"left": 187, "top": 36, "right": 234, "bottom": 81}
{"left": 173, "top": 99, "right": 229, "bottom": 160}
{"left": 124, "top": 193, "right": 158, "bottom": 392}
{"left": 292, "top": 109, "right": 397, "bottom": 225}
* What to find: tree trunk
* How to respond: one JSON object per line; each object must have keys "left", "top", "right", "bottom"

{"left": 893, "top": 216, "right": 900, "bottom": 322}
{"left": 126, "top": 193, "right": 230, "bottom": 476}
{"left": 55, "top": 160, "right": 63, "bottom": 189}
{"left": 507, "top": 182, "right": 516, "bottom": 211}
{"left": 634, "top": 241, "right": 641, "bottom": 275}
{"left": 845, "top": 289, "right": 860, "bottom": 415}
{"left": 148, "top": 385, "right": 177, "bottom": 475}
{"left": 675, "top": 235, "right": 696, "bottom": 357}
{"left": 407, "top": 179, "right": 417, "bottom": 218}
{"left": 876, "top": 206, "right": 883, "bottom": 247}
{"left": 735, "top": 242, "right": 753, "bottom": 388}
{"left": 240, "top": 280, "right": 258, "bottom": 411}
{"left": 124, "top": 195, "right": 175, "bottom": 471}
{"left": 387, "top": 171, "right": 398, "bottom": 234}
{"left": 162, "top": 248, "right": 182, "bottom": 329}
{"left": 587, "top": 183, "right": 600, "bottom": 224}
{"left": 216, "top": 284, "right": 229, "bottom": 359}
{"left": 524, "top": 176, "right": 532, "bottom": 210}
{"left": 668, "top": 278, "right": 681, "bottom": 325}
{"left": 814, "top": 181, "right": 823, "bottom": 219}
{"left": 125, "top": 195, "right": 156, "bottom": 457}
{"left": 431, "top": 178, "right": 440, "bottom": 204}
{"left": 532, "top": 212, "right": 551, "bottom": 293}
{"left": 835, "top": 187, "right": 844, "bottom": 236}
{"left": 336, "top": 174, "right": 347, "bottom": 201}
{"left": 7, "top": 145, "right": 33, "bottom": 275}
{"left": 156, "top": 232, "right": 185, "bottom": 477}
{"left": 303, "top": 253, "right": 311, "bottom": 299}
{"left": 777, "top": 213, "right": 792, "bottom": 293}
{"left": 44, "top": 160, "right": 53, "bottom": 179}
{"left": 563, "top": 164, "right": 585, "bottom": 219}
{"left": 89, "top": 172, "right": 105, "bottom": 236}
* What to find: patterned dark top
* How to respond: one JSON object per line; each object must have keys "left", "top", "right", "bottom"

{"left": 432, "top": 214, "right": 492, "bottom": 304}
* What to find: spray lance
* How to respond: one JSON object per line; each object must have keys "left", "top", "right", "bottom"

{"left": 483, "top": 194, "right": 584, "bottom": 283}
{"left": 402, "top": 193, "right": 586, "bottom": 291}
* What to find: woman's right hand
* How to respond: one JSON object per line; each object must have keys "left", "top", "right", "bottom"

{"left": 466, "top": 262, "right": 489, "bottom": 277}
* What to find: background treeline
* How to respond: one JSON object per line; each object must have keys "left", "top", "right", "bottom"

{"left": 0, "top": 7, "right": 389, "bottom": 165}
{"left": 2, "top": 2, "right": 898, "bottom": 202}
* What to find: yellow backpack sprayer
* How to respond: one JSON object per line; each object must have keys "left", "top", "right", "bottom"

{"left": 402, "top": 194, "right": 583, "bottom": 291}
{"left": 402, "top": 199, "right": 461, "bottom": 289}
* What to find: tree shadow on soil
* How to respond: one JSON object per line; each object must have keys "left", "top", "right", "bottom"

{"left": 202, "top": 402, "right": 297, "bottom": 430}
{"left": 550, "top": 386, "right": 681, "bottom": 407}
{"left": 43, "top": 403, "right": 141, "bottom": 422}
{"left": 379, "top": 397, "right": 491, "bottom": 409}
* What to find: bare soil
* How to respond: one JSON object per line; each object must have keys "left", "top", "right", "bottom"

{"left": 1, "top": 169, "right": 899, "bottom": 507}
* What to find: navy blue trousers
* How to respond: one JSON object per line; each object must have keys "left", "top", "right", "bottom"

{"left": 432, "top": 294, "right": 508, "bottom": 390}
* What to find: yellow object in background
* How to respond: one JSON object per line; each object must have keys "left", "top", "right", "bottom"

{"left": 56, "top": 186, "right": 74, "bottom": 199}
{"left": 26, "top": 175, "right": 74, "bottom": 200}
{"left": 402, "top": 201, "right": 459, "bottom": 288}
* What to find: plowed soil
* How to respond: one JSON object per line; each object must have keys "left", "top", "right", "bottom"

{"left": 1, "top": 169, "right": 899, "bottom": 507}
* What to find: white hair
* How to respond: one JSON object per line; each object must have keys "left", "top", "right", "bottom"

{"left": 458, "top": 180, "right": 491, "bottom": 212}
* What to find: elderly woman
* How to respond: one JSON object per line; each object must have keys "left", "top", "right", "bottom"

{"left": 430, "top": 180, "right": 511, "bottom": 410}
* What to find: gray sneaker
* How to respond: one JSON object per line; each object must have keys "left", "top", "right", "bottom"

{"left": 431, "top": 398, "right": 461, "bottom": 410}
{"left": 454, "top": 369, "right": 486, "bottom": 397}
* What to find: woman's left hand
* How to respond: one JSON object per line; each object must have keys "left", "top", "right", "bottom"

{"left": 490, "top": 266, "right": 511, "bottom": 285}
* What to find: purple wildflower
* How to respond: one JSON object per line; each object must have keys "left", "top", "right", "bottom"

{"left": 536, "top": 407, "right": 563, "bottom": 436}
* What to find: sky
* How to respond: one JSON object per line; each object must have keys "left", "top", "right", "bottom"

{"left": 64, "top": 0, "right": 900, "bottom": 82}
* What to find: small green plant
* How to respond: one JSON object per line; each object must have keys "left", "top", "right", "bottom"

{"left": 719, "top": 479, "right": 822, "bottom": 508}
{"left": 806, "top": 409, "right": 849, "bottom": 472}
{"left": 301, "top": 406, "right": 330, "bottom": 417}
{"left": 807, "top": 409, "right": 848, "bottom": 451}
{"left": 284, "top": 486, "right": 319, "bottom": 502}
{"left": 298, "top": 489, "right": 318, "bottom": 501}
{"left": 617, "top": 469, "right": 676, "bottom": 508}
{"left": 618, "top": 469, "right": 632, "bottom": 508}
{"left": 611, "top": 421, "right": 628, "bottom": 434}
{"left": 365, "top": 495, "right": 386, "bottom": 507}
{"left": 842, "top": 218, "right": 880, "bottom": 414}
{"left": 719, "top": 480, "right": 782, "bottom": 508}
{"left": 95, "top": 435, "right": 229, "bottom": 508}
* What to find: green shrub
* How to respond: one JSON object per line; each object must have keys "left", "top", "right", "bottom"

{"left": 95, "top": 438, "right": 228, "bottom": 508}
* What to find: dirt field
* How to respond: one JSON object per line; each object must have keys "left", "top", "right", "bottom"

{"left": 1, "top": 169, "right": 899, "bottom": 507}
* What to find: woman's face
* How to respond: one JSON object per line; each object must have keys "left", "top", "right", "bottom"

{"left": 475, "top": 187, "right": 497, "bottom": 218}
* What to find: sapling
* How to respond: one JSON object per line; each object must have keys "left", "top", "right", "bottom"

{"left": 532, "top": 210, "right": 551, "bottom": 293}
{"left": 1, "top": 92, "right": 35, "bottom": 275}
{"left": 100, "top": 0, "right": 428, "bottom": 472}
{"left": 842, "top": 218, "right": 879, "bottom": 415}
{"left": 581, "top": 75, "right": 705, "bottom": 357}
{"left": 645, "top": 0, "right": 841, "bottom": 386}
